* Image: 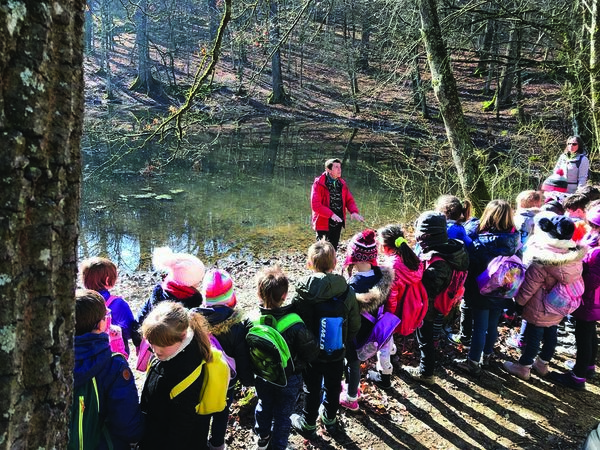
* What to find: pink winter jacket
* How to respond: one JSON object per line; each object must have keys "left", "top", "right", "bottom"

{"left": 382, "top": 254, "right": 424, "bottom": 316}
{"left": 310, "top": 173, "right": 359, "bottom": 232}
{"left": 516, "top": 235, "right": 586, "bottom": 327}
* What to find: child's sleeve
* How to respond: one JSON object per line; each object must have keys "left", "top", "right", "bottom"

{"left": 345, "top": 288, "right": 361, "bottom": 342}
{"left": 515, "top": 264, "right": 545, "bottom": 306}
{"left": 105, "top": 358, "right": 144, "bottom": 444}
{"left": 292, "top": 325, "right": 319, "bottom": 371}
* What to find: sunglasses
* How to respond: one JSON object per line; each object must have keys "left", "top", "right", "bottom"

{"left": 568, "top": 142, "right": 578, "bottom": 146}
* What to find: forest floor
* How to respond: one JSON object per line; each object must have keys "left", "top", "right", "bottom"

{"left": 85, "top": 28, "right": 597, "bottom": 450}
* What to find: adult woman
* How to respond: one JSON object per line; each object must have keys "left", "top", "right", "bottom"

{"left": 454, "top": 200, "right": 520, "bottom": 375}
{"left": 553, "top": 136, "right": 589, "bottom": 194}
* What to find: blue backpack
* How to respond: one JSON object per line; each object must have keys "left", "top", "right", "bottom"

{"left": 312, "top": 288, "right": 349, "bottom": 360}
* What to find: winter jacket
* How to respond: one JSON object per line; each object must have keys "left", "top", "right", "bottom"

{"left": 572, "top": 242, "right": 600, "bottom": 322}
{"left": 382, "top": 253, "right": 424, "bottom": 317}
{"left": 292, "top": 272, "right": 361, "bottom": 362}
{"left": 139, "top": 337, "right": 210, "bottom": 450}
{"left": 553, "top": 152, "right": 590, "bottom": 193}
{"left": 513, "top": 209, "right": 537, "bottom": 247}
{"left": 310, "top": 172, "right": 359, "bottom": 232}
{"left": 464, "top": 230, "right": 521, "bottom": 310}
{"left": 420, "top": 239, "right": 470, "bottom": 320}
{"left": 348, "top": 265, "right": 394, "bottom": 345}
{"left": 194, "top": 305, "right": 254, "bottom": 387}
{"left": 447, "top": 221, "right": 472, "bottom": 247}
{"left": 136, "top": 284, "right": 204, "bottom": 329}
{"left": 516, "top": 235, "right": 586, "bottom": 327}
{"left": 73, "top": 333, "right": 143, "bottom": 450}
{"left": 99, "top": 290, "right": 141, "bottom": 353}
{"left": 246, "top": 304, "right": 319, "bottom": 375}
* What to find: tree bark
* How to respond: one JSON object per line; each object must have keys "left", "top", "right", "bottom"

{"left": 589, "top": 0, "right": 600, "bottom": 157}
{"left": 130, "top": 0, "right": 161, "bottom": 96}
{"left": 418, "top": 0, "right": 489, "bottom": 212}
{"left": 267, "top": 0, "right": 289, "bottom": 104}
{"left": 0, "top": 0, "right": 84, "bottom": 447}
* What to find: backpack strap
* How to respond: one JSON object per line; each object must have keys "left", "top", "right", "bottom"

{"left": 170, "top": 361, "right": 206, "bottom": 399}
{"left": 106, "top": 295, "right": 118, "bottom": 308}
{"left": 274, "top": 313, "right": 303, "bottom": 332}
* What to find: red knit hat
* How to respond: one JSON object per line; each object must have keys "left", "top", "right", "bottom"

{"left": 541, "top": 169, "right": 568, "bottom": 193}
{"left": 344, "top": 229, "right": 378, "bottom": 266}
{"left": 202, "top": 269, "right": 237, "bottom": 308}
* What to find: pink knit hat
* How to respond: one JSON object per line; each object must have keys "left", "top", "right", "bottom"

{"left": 586, "top": 204, "right": 600, "bottom": 227}
{"left": 344, "top": 229, "right": 378, "bottom": 266}
{"left": 202, "top": 269, "right": 237, "bottom": 308}
{"left": 152, "top": 247, "right": 205, "bottom": 287}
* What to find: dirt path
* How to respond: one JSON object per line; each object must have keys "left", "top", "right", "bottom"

{"left": 115, "top": 249, "right": 599, "bottom": 450}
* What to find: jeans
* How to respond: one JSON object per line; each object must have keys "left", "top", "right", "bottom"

{"left": 344, "top": 344, "right": 361, "bottom": 398}
{"left": 519, "top": 324, "right": 558, "bottom": 366}
{"left": 574, "top": 320, "right": 598, "bottom": 378}
{"left": 209, "top": 388, "right": 234, "bottom": 447}
{"left": 468, "top": 307, "right": 503, "bottom": 363}
{"left": 416, "top": 319, "right": 435, "bottom": 376}
{"left": 303, "top": 359, "right": 344, "bottom": 423}
{"left": 255, "top": 373, "right": 302, "bottom": 450}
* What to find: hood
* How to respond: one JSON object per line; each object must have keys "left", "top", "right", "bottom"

{"left": 476, "top": 231, "right": 520, "bottom": 257}
{"left": 295, "top": 272, "right": 349, "bottom": 303}
{"left": 421, "top": 239, "right": 469, "bottom": 271}
{"left": 526, "top": 234, "right": 587, "bottom": 271}
{"left": 73, "top": 333, "right": 112, "bottom": 388}
{"left": 192, "top": 305, "right": 243, "bottom": 335}
{"left": 354, "top": 266, "right": 394, "bottom": 314}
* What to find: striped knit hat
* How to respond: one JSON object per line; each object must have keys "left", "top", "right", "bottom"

{"left": 344, "top": 229, "right": 378, "bottom": 266}
{"left": 202, "top": 269, "right": 237, "bottom": 308}
{"left": 541, "top": 169, "right": 568, "bottom": 193}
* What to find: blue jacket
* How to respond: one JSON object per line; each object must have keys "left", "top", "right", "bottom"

{"left": 464, "top": 231, "right": 521, "bottom": 309}
{"left": 73, "top": 333, "right": 143, "bottom": 449}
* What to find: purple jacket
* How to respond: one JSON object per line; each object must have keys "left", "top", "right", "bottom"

{"left": 573, "top": 245, "right": 600, "bottom": 322}
{"left": 99, "top": 290, "right": 140, "bottom": 354}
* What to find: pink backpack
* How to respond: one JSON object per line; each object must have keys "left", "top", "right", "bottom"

{"left": 544, "top": 278, "right": 584, "bottom": 316}
{"left": 428, "top": 256, "right": 468, "bottom": 316}
{"left": 395, "top": 279, "right": 428, "bottom": 336}
{"left": 106, "top": 296, "right": 127, "bottom": 357}
{"left": 476, "top": 255, "right": 526, "bottom": 298}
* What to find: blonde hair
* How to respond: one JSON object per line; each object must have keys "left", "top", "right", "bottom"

{"left": 515, "top": 190, "right": 542, "bottom": 209}
{"left": 478, "top": 199, "right": 515, "bottom": 233}
{"left": 435, "top": 195, "right": 471, "bottom": 222}
{"left": 307, "top": 239, "right": 336, "bottom": 273}
{"left": 142, "top": 301, "right": 211, "bottom": 361}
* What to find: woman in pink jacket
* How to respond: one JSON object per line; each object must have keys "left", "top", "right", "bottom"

{"left": 550, "top": 203, "right": 600, "bottom": 389}
{"left": 503, "top": 215, "right": 586, "bottom": 381}
{"left": 310, "top": 158, "right": 363, "bottom": 250}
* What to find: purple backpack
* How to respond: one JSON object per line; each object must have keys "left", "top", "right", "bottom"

{"left": 544, "top": 278, "right": 584, "bottom": 316}
{"left": 355, "top": 305, "right": 401, "bottom": 361}
{"left": 476, "top": 255, "right": 526, "bottom": 298}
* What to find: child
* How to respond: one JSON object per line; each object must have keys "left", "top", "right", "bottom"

{"left": 368, "top": 224, "right": 425, "bottom": 389}
{"left": 252, "top": 266, "right": 319, "bottom": 450}
{"left": 70, "top": 289, "right": 143, "bottom": 449}
{"left": 80, "top": 256, "right": 139, "bottom": 356}
{"left": 549, "top": 204, "right": 600, "bottom": 389}
{"left": 290, "top": 240, "right": 360, "bottom": 435}
{"left": 195, "top": 269, "right": 254, "bottom": 450}
{"left": 136, "top": 247, "right": 205, "bottom": 329}
{"left": 563, "top": 193, "right": 591, "bottom": 242}
{"left": 541, "top": 169, "right": 569, "bottom": 203}
{"left": 503, "top": 215, "right": 585, "bottom": 380}
{"left": 435, "top": 195, "right": 473, "bottom": 347}
{"left": 403, "top": 212, "right": 469, "bottom": 385}
{"left": 341, "top": 229, "right": 394, "bottom": 409}
{"left": 139, "top": 301, "right": 213, "bottom": 449}
{"left": 513, "top": 190, "right": 543, "bottom": 249}
{"left": 454, "top": 200, "right": 521, "bottom": 376}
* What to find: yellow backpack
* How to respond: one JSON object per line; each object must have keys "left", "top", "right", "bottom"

{"left": 169, "top": 347, "right": 230, "bottom": 415}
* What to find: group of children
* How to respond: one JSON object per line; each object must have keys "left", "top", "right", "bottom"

{"left": 71, "top": 182, "right": 600, "bottom": 450}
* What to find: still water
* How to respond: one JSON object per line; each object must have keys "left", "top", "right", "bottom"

{"left": 80, "top": 118, "right": 428, "bottom": 272}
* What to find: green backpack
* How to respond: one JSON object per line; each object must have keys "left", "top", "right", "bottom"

{"left": 68, "top": 377, "right": 112, "bottom": 450}
{"left": 246, "top": 313, "right": 303, "bottom": 387}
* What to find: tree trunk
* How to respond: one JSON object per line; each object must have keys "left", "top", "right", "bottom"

{"left": 0, "top": 0, "right": 84, "bottom": 447}
{"left": 267, "top": 0, "right": 289, "bottom": 104}
{"left": 496, "top": 27, "right": 521, "bottom": 110}
{"left": 130, "top": 0, "right": 161, "bottom": 97}
{"left": 418, "top": 0, "right": 489, "bottom": 212}
{"left": 589, "top": 0, "right": 600, "bottom": 157}
{"left": 412, "top": 50, "right": 428, "bottom": 118}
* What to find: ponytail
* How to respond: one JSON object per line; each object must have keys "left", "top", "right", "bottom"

{"left": 189, "top": 310, "right": 212, "bottom": 362}
{"left": 377, "top": 224, "right": 420, "bottom": 271}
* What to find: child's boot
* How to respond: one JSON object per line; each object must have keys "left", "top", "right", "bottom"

{"left": 367, "top": 369, "right": 392, "bottom": 389}
{"left": 532, "top": 356, "right": 549, "bottom": 377}
{"left": 549, "top": 371, "right": 586, "bottom": 390}
{"left": 503, "top": 361, "right": 531, "bottom": 381}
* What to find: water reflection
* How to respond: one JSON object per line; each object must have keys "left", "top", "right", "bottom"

{"left": 80, "top": 116, "right": 404, "bottom": 272}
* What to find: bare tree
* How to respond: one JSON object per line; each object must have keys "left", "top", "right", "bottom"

{"left": 0, "top": 0, "right": 84, "bottom": 447}
{"left": 418, "top": 0, "right": 490, "bottom": 211}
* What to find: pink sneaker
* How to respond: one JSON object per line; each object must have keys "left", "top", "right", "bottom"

{"left": 341, "top": 382, "right": 361, "bottom": 399}
{"left": 339, "top": 392, "right": 359, "bottom": 411}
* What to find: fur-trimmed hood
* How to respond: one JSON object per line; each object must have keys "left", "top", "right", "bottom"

{"left": 192, "top": 305, "right": 244, "bottom": 335}
{"left": 524, "top": 233, "right": 587, "bottom": 274}
{"left": 352, "top": 266, "right": 394, "bottom": 314}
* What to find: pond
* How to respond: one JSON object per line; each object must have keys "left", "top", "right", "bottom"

{"left": 80, "top": 115, "right": 435, "bottom": 272}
